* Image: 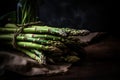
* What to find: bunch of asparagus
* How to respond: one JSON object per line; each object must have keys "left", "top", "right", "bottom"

{"left": 0, "top": 23, "right": 90, "bottom": 64}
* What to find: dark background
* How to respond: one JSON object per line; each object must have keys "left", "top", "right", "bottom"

{"left": 0, "top": 0, "right": 16, "bottom": 16}
{"left": 38, "top": 0, "right": 112, "bottom": 31}
{"left": 0, "top": 0, "right": 114, "bottom": 32}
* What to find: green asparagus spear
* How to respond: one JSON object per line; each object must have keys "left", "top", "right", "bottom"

{"left": 17, "top": 47, "right": 45, "bottom": 64}
{"left": 0, "top": 26, "right": 67, "bottom": 36}
{"left": 16, "top": 41, "right": 63, "bottom": 53}
{"left": 1, "top": 23, "right": 90, "bottom": 36}
{"left": 0, "top": 34, "right": 66, "bottom": 47}
{"left": 62, "top": 28, "right": 90, "bottom": 36}
{"left": 31, "top": 49, "right": 46, "bottom": 64}
{"left": 20, "top": 34, "right": 64, "bottom": 41}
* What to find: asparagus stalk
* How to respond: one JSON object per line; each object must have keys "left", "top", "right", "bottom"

{"left": 16, "top": 41, "right": 63, "bottom": 53}
{"left": 5, "top": 23, "right": 17, "bottom": 28}
{"left": 1, "top": 41, "right": 63, "bottom": 56}
{"left": 61, "top": 28, "right": 90, "bottom": 36}
{"left": 3, "top": 23, "right": 90, "bottom": 36}
{"left": 17, "top": 47, "right": 45, "bottom": 64}
{"left": 20, "top": 34, "right": 64, "bottom": 41}
{"left": 0, "top": 33, "right": 87, "bottom": 50}
{"left": 31, "top": 25, "right": 90, "bottom": 36}
{"left": 0, "top": 26, "right": 67, "bottom": 36}
{"left": 31, "top": 49, "right": 46, "bottom": 64}
{"left": 0, "top": 34, "right": 66, "bottom": 48}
